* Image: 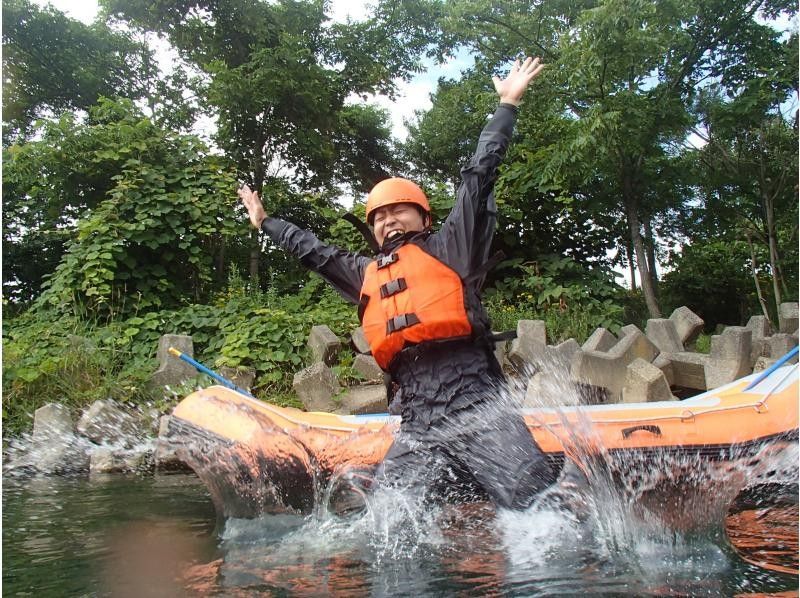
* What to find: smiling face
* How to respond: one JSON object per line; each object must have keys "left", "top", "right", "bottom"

{"left": 371, "top": 202, "right": 430, "bottom": 246}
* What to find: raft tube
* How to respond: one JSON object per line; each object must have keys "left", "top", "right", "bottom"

{"left": 167, "top": 365, "right": 798, "bottom": 518}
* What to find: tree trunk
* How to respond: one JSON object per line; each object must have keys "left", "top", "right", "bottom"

{"left": 623, "top": 178, "right": 661, "bottom": 318}
{"left": 627, "top": 239, "right": 637, "bottom": 291}
{"left": 762, "top": 193, "right": 784, "bottom": 310}
{"left": 643, "top": 216, "right": 659, "bottom": 295}
{"left": 745, "top": 230, "right": 772, "bottom": 325}
{"left": 214, "top": 234, "right": 226, "bottom": 285}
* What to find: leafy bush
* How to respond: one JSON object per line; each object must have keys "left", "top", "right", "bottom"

{"left": 485, "top": 254, "right": 625, "bottom": 343}
{"left": 2, "top": 312, "right": 157, "bottom": 436}
{"left": 3, "top": 271, "right": 357, "bottom": 436}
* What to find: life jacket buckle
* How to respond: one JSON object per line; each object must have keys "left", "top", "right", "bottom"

{"left": 386, "top": 313, "right": 420, "bottom": 334}
{"left": 380, "top": 278, "right": 407, "bottom": 299}
{"left": 377, "top": 253, "right": 399, "bottom": 269}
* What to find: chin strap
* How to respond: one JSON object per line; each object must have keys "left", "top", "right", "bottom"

{"left": 342, "top": 213, "right": 381, "bottom": 254}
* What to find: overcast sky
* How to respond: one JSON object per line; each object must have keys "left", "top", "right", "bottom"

{"left": 31, "top": 0, "right": 472, "bottom": 141}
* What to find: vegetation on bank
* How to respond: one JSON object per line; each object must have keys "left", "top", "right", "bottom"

{"left": 3, "top": 0, "right": 797, "bottom": 435}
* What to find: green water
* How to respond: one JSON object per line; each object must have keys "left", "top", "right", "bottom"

{"left": 3, "top": 472, "right": 798, "bottom": 596}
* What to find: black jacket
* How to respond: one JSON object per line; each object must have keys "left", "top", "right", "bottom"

{"left": 261, "top": 104, "right": 518, "bottom": 430}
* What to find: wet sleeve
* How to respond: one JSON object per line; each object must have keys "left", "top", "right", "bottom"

{"left": 260, "top": 217, "right": 369, "bottom": 304}
{"left": 433, "top": 103, "right": 518, "bottom": 277}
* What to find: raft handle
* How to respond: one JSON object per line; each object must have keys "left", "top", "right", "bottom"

{"left": 621, "top": 424, "right": 662, "bottom": 439}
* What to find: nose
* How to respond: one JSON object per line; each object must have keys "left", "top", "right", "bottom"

{"left": 383, "top": 211, "right": 399, "bottom": 227}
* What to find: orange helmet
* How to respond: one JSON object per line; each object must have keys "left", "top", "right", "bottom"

{"left": 365, "top": 177, "right": 430, "bottom": 224}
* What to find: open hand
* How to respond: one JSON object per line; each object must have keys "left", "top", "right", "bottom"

{"left": 492, "top": 56, "right": 545, "bottom": 106}
{"left": 238, "top": 183, "right": 267, "bottom": 230}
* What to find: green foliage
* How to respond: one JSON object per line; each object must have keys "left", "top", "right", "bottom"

{"left": 28, "top": 100, "right": 242, "bottom": 316}
{"left": 2, "top": 313, "right": 158, "bottom": 436}
{"left": 660, "top": 239, "right": 763, "bottom": 329}
{"left": 486, "top": 255, "right": 625, "bottom": 342}
{"left": 3, "top": 270, "right": 357, "bottom": 436}
{"left": 2, "top": 0, "right": 155, "bottom": 142}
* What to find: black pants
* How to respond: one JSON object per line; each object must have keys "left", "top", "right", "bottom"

{"left": 376, "top": 405, "right": 556, "bottom": 510}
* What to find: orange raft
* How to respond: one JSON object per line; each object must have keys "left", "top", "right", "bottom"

{"left": 167, "top": 365, "right": 798, "bottom": 518}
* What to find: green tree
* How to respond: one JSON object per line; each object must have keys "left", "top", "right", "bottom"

{"left": 5, "top": 98, "right": 242, "bottom": 315}
{"left": 430, "top": 0, "right": 796, "bottom": 319}
{"left": 688, "top": 59, "right": 799, "bottom": 323}
{"left": 2, "top": 0, "right": 155, "bottom": 142}
{"left": 99, "top": 0, "right": 436, "bottom": 283}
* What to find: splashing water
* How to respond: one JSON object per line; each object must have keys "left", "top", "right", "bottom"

{"left": 5, "top": 363, "right": 797, "bottom": 595}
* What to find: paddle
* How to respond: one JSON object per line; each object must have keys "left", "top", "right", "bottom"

{"left": 744, "top": 345, "right": 799, "bottom": 391}
{"left": 168, "top": 347, "right": 255, "bottom": 398}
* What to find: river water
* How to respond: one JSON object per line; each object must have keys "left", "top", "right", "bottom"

{"left": 3, "top": 466, "right": 797, "bottom": 596}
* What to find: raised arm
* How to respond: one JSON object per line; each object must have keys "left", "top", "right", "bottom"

{"left": 434, "top": 56, "right": 545, "bottom": 277}
{"left": 238, "top": 184, "right": 369, "bottom": 304}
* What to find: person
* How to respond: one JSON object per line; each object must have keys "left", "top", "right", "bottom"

{"left": 239, "top": 56, "right": 556, "bottom": 510}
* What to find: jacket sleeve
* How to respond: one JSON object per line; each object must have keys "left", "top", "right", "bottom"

{"left": 430, "top": 103, "right": 518, "bottom": 278}
{"left": 260, "top": 217, "right": 370, "bottom": 304}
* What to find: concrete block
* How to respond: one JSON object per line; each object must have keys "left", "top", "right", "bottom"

{"left": 662, "top": 352, "right": 709, "bottom": 391}
{"left": 151, "top": 334, "right": 196, "bottom": 388}
{"left": 613, "top": 326, "right": 659, "bottom": 362}
{"left": 570, "top": 327, "right": 659, "bottom": 401}
{"left": 508, "top": 320, "right": 547, "bottom": 369}
{"left": 545, "top": 338, "right": 580, "bottom": 369}
{"left": 34, "top": 437, "right": 90, "bottom": 475}
{"left": 746, "top": 315, "right": 773, "bottom": 339}
{"left": 670, "top": 306, "right": 704, "bottom": 345}
{"left": 653, "top": 353, "right": 675, "bottom": 386}
{"left": 90, "top": 446, "right": 152, "bottom": 474}
{"left": 524, "top": 371, "right": 582, "bottom": 407}
{"left": 337, "top": 384, "right": 388, "bottom": 415}
{"left": 746, "top": 316, "right": 774, "bottom": 367}
{"left": 308, "top": 325, "right": 341, "bottom": 366}
{"left": 292, "top": 362, "right": 340, "bottom": 412}
{"left": 749, "top": 338, "right": 771, "bottom": 369}
{"left": 753, "top": 356, "right": 777, "bottom": 373}
{"left": 353, "top": 353, "right": 384, "bottom": 382}
{"left": 33, "top": 403, "right": 74, "bottom": 442}
{"left": 645, "top": 319, "right": 683, "bottom": 353}
{"left": 767, "top": 333, "right": 798, "bottom": 361}
{"left": 778, "top": 302, "right": 799, "bottom": 334}
{"left": 219, "top": 366, "right": 256, "bottom": 391}
{"left": 154, "top": 415, "right": 190, "bottom": 471}
{"left": 621, "top": 358, "right": 674, "bottom": 403}
{"left": 582, "top": 328, "right": 617, "bottom": 352}
{"left": 705, "top": 326, "right": 752, "bottom": 389}
{"left": 351, "top": 327, "right": 371, "bottom": 354}
{"left": 77, "top": 400, "right": 143, "bottom": 447}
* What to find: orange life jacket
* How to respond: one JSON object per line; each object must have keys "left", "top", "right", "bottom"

{"left": 359, "top": 244, "right": 472, "bottom": 369}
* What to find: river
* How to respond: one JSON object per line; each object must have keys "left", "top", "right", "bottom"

{"left": 3, "top": 467, "right": 797, "bottom": 596}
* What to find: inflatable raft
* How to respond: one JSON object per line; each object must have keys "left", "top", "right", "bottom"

{"left": 166, "top": 364, "right": 798, "bottom": 518}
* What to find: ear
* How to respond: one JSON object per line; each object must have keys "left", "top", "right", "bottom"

{"left": 423, "top": 213, "right": 432, "bottom": 228}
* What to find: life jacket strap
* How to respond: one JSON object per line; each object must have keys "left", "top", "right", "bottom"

{"left": 377, "top": 252, "right": 399, "bottom": 269}
{"left": 380, "top": 277, "right": 407, "bottom": 298}
{"left": 489, "top": 330, "right": 517, "bottom": 342}
{"left": 386, "top": 313, "right": 420, "bottom": 334}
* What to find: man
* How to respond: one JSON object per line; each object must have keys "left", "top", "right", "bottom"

{"left": 239, "top": 56, "right": 556, "bottom": 510}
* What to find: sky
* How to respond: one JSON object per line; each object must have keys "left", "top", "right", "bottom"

{"left": 32, "top": 0, "right": 472, "bottom": 142}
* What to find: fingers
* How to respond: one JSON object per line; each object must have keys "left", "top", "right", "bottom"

{"left": 511, "top": 56, "right": 544, "bottom": 76}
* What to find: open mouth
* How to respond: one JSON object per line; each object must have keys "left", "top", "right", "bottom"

{"left": 386, "top": 230, "right": 404, "bottom": 240}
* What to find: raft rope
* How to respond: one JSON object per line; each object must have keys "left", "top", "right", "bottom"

{"left": 180, "top": 348, "right": 797, "bottom": 434}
